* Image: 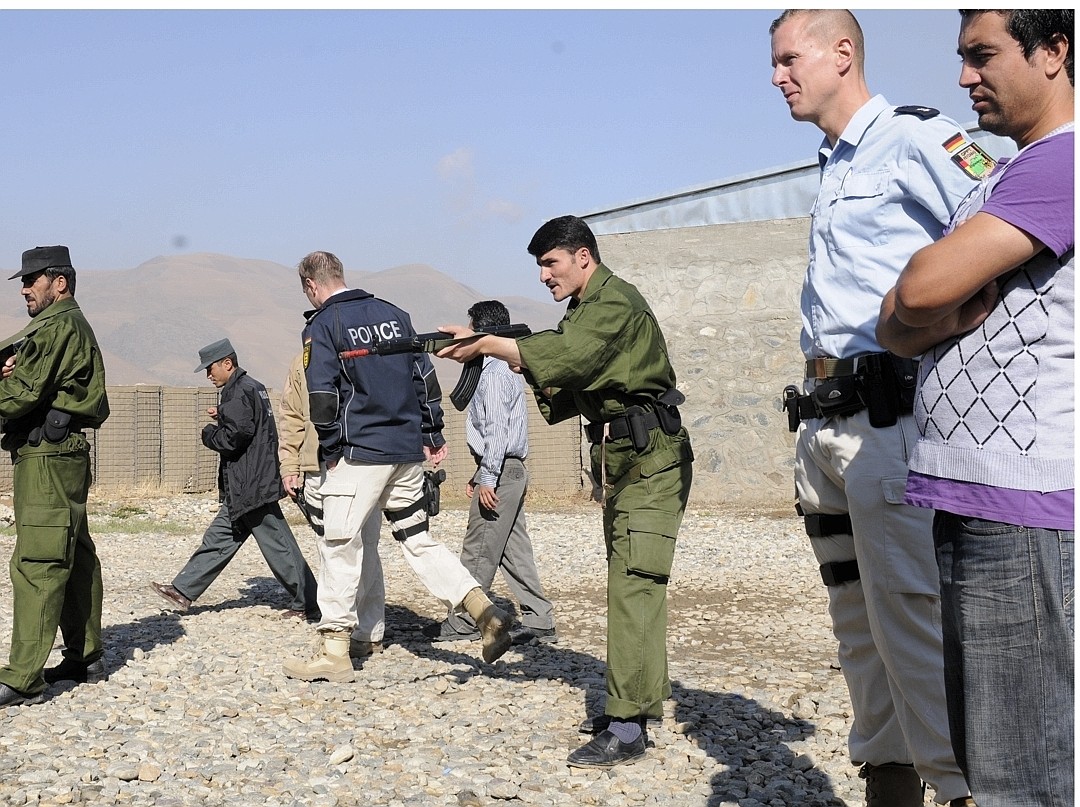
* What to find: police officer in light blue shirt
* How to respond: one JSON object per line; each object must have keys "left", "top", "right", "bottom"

{"left": 771, "top": 10, "right": 987, "bottom": 807}
{"left": 803, "top": 94, "right": 990, "bottom": 360}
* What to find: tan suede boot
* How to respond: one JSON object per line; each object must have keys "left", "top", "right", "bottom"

{"left": 462, "top": 587, "right": 512, "bottom": 663}
{"left": 282, "top": 630, "right": 354, "bottom": 682}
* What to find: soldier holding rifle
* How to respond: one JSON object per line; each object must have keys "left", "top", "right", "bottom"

{"left": 438, "top": 216, "right": 693, "bottom": 769}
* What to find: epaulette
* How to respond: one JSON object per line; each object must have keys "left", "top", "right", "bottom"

{"left": 894, "top": 105, "right": 940, "bottom": 120}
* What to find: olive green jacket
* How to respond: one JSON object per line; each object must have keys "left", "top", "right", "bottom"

{"left": 518, "top": 263, "right": 688, "bottom": 483}
{"left": 518, "top": 263, "right": 677, "bottom": 422}
{"left": 0, "top": 298, "right": 109, "bottom": 439}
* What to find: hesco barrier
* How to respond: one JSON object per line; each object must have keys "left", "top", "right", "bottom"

{"left": 0, "top": 386, "right": 585, "bottom": 499}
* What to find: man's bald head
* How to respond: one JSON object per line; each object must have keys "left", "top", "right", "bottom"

{"left": 770, "top": 10, "right": 865, "bottom": 75}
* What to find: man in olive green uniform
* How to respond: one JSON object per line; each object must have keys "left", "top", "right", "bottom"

{"left": 438, "top": 215, "right": 693, "bottom": 767}
{"left": 0, "top": 246, "right": 110, "bottom": 707}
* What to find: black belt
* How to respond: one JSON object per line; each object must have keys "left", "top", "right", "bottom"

{"left": 584, "top": 410, "right": 661, "bottom": 444}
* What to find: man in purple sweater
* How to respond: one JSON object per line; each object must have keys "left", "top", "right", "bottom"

{"left": 877, "top": 11, "right": 1074, "bottom": 807}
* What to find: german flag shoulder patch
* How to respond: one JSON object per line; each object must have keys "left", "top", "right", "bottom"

{"left": 942, "top": 132, "right": 996, "bottom": 180}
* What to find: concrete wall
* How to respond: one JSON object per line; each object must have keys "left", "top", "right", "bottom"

{"left": 597, "top": 218, "right": 810, "bottom": 511}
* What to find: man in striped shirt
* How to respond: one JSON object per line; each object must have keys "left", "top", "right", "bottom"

{"left": 427, "top": 300, "right": 556, "bottom": 645}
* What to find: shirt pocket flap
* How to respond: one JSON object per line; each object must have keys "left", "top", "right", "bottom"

{"left": 842, "top": 170, "right": 889, "bottom": 200}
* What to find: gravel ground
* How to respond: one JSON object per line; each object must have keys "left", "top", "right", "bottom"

{"left": 0, "top": 491, "right": 914, "bottom": 807}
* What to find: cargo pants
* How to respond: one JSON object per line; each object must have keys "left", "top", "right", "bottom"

{"left": 0, "top": 433, "right": 102, "bottom": 696}
{"left": 599, "top": 428, "right": 693, "bottom": 720}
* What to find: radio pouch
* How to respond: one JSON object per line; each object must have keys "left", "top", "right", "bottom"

{"left": 812, "top": 376, "right": 864, "bottom": 419}
{"left": 625, "top": 407, "right": 650, "bottom": 452}
{"left": 43, "top": 409, "right": 72, "bottom": 444}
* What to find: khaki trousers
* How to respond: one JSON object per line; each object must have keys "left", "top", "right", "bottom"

{"left": 795, "top": 408, "right": 968, "bottom": 802}
{"left": 307, "top": 459, "right": 479, "bottom": 632}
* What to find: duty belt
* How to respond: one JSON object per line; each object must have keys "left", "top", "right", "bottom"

{"left": 584, "top": 410, "right": 661, "bottom": 444}
{"left": 804, "top": 354, "right": 918, "bottom": 380}
{"left": 805, "top": 357, "right": 863, "bottom": 379}
{"left": 784, "top": 353, "right": 918, "bottom": 431}
{"left": 784, "top": 392, "right": 835, "bottom": 423}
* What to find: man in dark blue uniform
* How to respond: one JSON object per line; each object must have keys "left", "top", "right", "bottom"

{"left": 282, "top": 251, "right": 511, "bottom": 683}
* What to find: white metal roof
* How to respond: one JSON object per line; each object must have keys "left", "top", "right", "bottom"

{"left": 584, "top": 123, "right": 1015, "bottom": 235}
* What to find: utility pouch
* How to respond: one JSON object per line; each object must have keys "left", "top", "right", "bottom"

{"left": 812, "top": 376, "right": 864, "bottom": 419}
{"left": 43, "top": 409, "right": 72, "bottom": 444}
{"left": 655, "top": 388, "right": 684, "bottom": 435}
{"left": 891, "top": 355, "right": 918, "bottom": 414}
{"left": 625, "top": 407, "right": 650, "bottom": 452}
{"left": 860, "top": 353, "right": 899, "bottom": 428}
{"left": 423, "top": 468, "right": 446, "bottom": 518}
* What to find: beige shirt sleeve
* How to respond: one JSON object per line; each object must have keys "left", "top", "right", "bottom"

{"left": 278, "top": 352, "right": 320, "bottom": 475}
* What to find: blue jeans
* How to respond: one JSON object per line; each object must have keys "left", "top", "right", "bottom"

{"left": 934, "top": 512, "right": 1074, "bottom": 807}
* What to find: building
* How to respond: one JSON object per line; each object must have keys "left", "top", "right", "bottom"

{"left": 584, "top": 126, "right": 1014, "bottom": 510}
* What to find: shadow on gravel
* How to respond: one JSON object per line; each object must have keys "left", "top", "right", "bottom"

{"left": 97, "top": 576, "right": 303, "bottom": 674}
{"left": 678, "top": 690, "right": 841, "bottom": 807}
{"left": 379, "top": 603, "right": 842, "bottom": 807}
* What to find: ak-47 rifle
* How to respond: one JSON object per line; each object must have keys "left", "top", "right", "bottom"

{"left": 337, "top": 323, "right": 531, "bottom": 411}
{"left": 0, "top": 316, "right": 47, "bottom": 365}
{"left": 0, "top": 337, "right": 25, "bottom": 366}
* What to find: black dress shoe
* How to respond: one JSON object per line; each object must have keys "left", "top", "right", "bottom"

{"left": 0, "top": 682, "right": 45, "bottom": 708}
{"left": 509, "top": 625, "right": 558, "bottom": 645}
{"left": 423, "top": 620, "right": 479, "bottom": 642}
{"left": 43, "top": 658, "right": 107, "bottom": 685}
{"left": 566, "top": 729, "right": 646, "bottom": 768}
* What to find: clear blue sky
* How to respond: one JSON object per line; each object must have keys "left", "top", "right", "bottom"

{"left": 0, "top": 9, "right": 981, "bottom": 301}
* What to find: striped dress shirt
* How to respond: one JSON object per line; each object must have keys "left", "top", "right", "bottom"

{"left": 466, "top": 357, "right": 529, "bottom": 488}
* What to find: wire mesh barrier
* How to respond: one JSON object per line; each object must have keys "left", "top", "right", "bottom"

{"left": 0, "top": 386, "right": 585, "bottom": 499}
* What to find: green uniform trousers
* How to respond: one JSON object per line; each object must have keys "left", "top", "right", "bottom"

{"left": 0, "top": 433, "right": 102, "bottom": 695}
{"left": 601, "top": 432, "right": 693, "bottom": 720}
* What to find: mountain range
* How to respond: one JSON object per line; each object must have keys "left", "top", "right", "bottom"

{"left": 0, "top": 253, "right": 565, "bottom": 391}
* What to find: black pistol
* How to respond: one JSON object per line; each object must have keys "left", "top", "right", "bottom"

{"left": 292, "top": 484, "right": 324, "bottom": 536}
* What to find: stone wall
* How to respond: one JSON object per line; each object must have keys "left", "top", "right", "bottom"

{"left": 597, "top": 218, "right": 810, "bottom": 511}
